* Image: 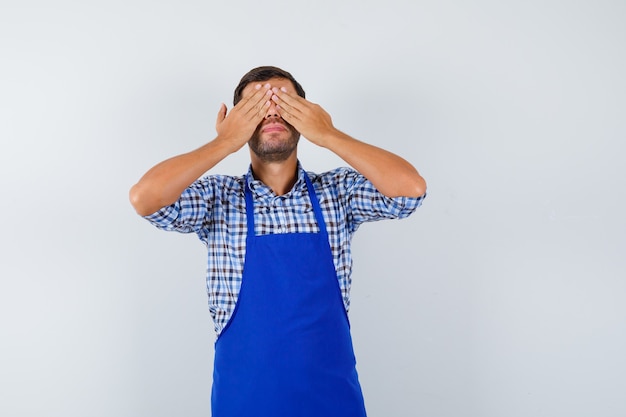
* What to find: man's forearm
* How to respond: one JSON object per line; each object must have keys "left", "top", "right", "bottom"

{"left": 324, "top": 129, "right": 427, "bottom": 198}
{"left": 129, "top": 138, "right": 235, "bottom": 216}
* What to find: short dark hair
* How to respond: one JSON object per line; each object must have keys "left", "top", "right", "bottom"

{"left": 233, "top": 66, "right": 306, "bottom": 106}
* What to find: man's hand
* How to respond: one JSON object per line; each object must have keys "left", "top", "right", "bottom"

{"left": 270, "top": 87, "right": 337, "bottom": 147}
{"left": 216, "top": 83, "right": 273, "bottom": 152}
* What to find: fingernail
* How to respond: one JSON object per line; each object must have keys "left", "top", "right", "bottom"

{"left": 272, "top": 87, "right": 279, "bottom": 93}
{"left": 280, "top": 87, "right": 287, "bottom": 92}
{"left": 255, "top": 84, "right": 261, "bottom": 90}
{"left": 264, "top": 83, "right": 271, "bottom": 89}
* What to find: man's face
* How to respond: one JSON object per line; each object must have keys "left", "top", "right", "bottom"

{"left": 241, "top": 77, "right": 300, "bottom": 162}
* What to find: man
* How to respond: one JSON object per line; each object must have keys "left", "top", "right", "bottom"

{"left": 130, "top": 66, "right": 426, "bottom": 417}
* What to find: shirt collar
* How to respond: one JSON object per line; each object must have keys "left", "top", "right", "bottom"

{"left": 245, "top": 161, "right": 307, "bottom": 199}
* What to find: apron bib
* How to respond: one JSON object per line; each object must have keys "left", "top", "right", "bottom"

{"left": 211, "top": 172, "right": 367, "bottom": 417}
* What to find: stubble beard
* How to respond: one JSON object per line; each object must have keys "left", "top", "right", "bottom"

{"left": 248, "top": 120, "right": 300, "bottom": 163}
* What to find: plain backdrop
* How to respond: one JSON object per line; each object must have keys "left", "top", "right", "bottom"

{"left": 1, "top": 1, "right": 625, "bottom": 416}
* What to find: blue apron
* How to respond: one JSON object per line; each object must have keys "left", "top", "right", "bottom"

{"left": 211, "top": 172, "right": 367, "bottom": 417}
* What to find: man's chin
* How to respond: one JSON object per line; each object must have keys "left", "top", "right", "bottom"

{"left": 249, "top": 147, "right": 297, "bottom": 163}
{"left": 248, "top": 134, "right": 300, "bottom": 163}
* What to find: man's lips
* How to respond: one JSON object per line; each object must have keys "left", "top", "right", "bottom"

{"left": 261, "top": 123, "right": 287, "bottom": 133}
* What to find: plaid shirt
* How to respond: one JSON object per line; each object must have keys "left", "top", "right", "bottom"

{"left": 145, "top": 163, "right": 425, "bottom": 336}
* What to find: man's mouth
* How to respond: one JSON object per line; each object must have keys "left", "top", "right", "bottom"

{"left": 261, "top": 123, "right": 287, "bottom": 133}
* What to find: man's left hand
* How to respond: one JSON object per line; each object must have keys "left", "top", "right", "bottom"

{"left": 270, "top": 88, "right": 337, "bottom": 148}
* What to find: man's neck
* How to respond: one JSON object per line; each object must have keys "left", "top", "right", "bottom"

{"left": 250, "top": 152, "right": 299, "bottom": 196}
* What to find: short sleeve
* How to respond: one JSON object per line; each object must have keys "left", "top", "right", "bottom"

{"left": 143, "top": 177, "right": 216, "bottom": 234}
{"left": 328, "top": 167, "right": 425, "bottom": 232}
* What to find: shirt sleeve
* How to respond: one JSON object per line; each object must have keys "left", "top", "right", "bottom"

{"left": 330, "top": 167, "right": 426, "bottom": 233}
{"left": 143, "top": 177, "right": 216, "bottom": 234}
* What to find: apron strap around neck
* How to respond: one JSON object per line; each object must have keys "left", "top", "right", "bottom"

{"left": 244, "top": 174, "right": 255, "bottom": 234}
{"left": 303, "top": 171, "right": 328, "bottom": 237}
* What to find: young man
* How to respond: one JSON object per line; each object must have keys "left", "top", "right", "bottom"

{"left": 130, "top": 66, "right": 426, "bottom": 417}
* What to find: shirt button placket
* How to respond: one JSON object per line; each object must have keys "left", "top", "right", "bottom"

{"left": 274, "top": 197, "right": 285, "bottom": 233}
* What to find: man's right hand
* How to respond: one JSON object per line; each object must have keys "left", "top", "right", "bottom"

{"left": 215, "top": 83, "right": 273, "bottom": 152}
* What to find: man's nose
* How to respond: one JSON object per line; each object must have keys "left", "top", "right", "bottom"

{"left": 265, "top": 101, "right": 280, "bottom": 119}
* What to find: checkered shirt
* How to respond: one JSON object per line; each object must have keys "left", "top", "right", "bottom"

{"left": 144, "top": 163, "right": 425, "bottom": 336}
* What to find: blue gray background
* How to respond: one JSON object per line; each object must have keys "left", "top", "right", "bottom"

{"left": 1, "top": 1, "right": 625, "bottom": 416}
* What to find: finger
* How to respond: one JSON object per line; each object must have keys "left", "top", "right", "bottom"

{"left": 276, "top": 105, "right": 299, "bottom": 125}
{"left": 241, "top": 83, "right": 273, "bottom": 118}
{"left": 274, "top": 100, "right": 302, "bottom": 125}
{"left": 216, "top": 103, "right": 227, "bottom": 126}
{"left": 271, "top": 88, "right": 305, "bottom": 118}
{"left": 273, "top": 87, "right": 307, "bottom": 107}
{"left": 218, "top": 103, "right": 227, "bottom": 119}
